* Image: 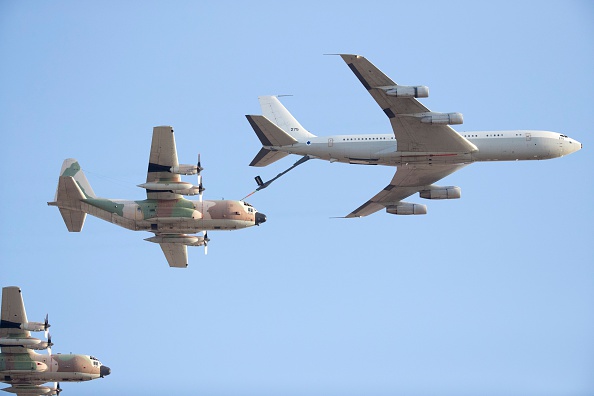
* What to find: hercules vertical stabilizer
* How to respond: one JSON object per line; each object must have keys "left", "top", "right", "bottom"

{"left": 49, "top": 159, "right": 96, "bottom": 232}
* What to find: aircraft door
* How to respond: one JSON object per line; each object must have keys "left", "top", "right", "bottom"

{"left": 328, "top": 138, "right": 333, "bottom": 147}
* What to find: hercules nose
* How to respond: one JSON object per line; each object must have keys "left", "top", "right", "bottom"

{"left": 100, "top": 365, "right": 111, "bottom": 377}
{"left": 255, "top": 212, "right": 267, "bottom": 225}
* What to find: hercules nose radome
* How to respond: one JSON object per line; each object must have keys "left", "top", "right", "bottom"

{"left": 100, "top": 365, "right": 111, "bottom": 377}
{"left": 255, "top": 212, "right": 267, "bottom": 225}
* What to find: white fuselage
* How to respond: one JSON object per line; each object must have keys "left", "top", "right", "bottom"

{"left": 270, "top": 130, "right": 581, "bottom": 166}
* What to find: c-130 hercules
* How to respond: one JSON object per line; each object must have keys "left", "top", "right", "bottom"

{"left": 48, "top": 126, "right": 267, "bottom": 268}
{"left": 1, "top": 286, "right": 110, "bottom": 395}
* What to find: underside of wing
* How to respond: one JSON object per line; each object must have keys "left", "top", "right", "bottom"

{"left": 159, "top": 242, "right": 189, "bottom": 268}
{"left": 346, "top": 164, "right": 467, "bottom": 218}
{"left": 338, "top": 54, "right": 476, "bottom": 153}
{"left": 146, "top": 126, "right": 182, "bottom": 200}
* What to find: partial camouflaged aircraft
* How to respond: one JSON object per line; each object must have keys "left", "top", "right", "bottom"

{"left": 0, "top": 286, "right": 110, "bottom": 395}
{"left": 246, "top": 54, "right": 582, "bottom": 217}
{"left": 48, "top": 126, "right": 267, "bottom": 268}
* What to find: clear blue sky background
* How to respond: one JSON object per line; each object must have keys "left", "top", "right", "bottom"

{"left": 1, "top": 1, "right": 593, "bottom": 395}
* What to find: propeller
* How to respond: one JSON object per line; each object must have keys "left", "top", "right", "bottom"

{"left": 203, "top": 231, "right": 209, "bottom": 255}
{"left": 52, "top": 382, "right": 62, "bottom": 395}
{"left": 197, "top": 154, "right": 205, "bottom": 202}
{"left": 46, "top": 333, "right": 53, "bottom": 357}
{"left": 43, "top": 314, "right": 50, "bottom": 338}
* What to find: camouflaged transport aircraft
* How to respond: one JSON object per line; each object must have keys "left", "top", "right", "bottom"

{"left": 48, "top": 126, "right": 267, "bottom": 268}
{"left": 1, "top": 286, "right": 110, "bottom": 395}
{"left": 246, "top": 54, "right": 582, "bottom": 217}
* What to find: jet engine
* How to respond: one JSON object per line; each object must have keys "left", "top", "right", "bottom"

{"left": 419, "top": 186, "right": 461, "bottom": 200}
{"left": 419, "top": 112, "right": 463, "bottom": 125}
{"left": 386, "top": 203, "right": 427, "bottom": 215}
{"left": 381, "top": 85, "right": 429, "bottom": 98}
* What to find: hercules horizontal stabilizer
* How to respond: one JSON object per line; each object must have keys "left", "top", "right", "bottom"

{"left": 51, "top": 176, "right": 88, "bottom": 232}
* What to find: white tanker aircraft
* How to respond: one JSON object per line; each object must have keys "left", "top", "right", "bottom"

{"left": 1, "top": 286, "right": 110, "bottom": 395}
{"left": 48, "top": 126, "right": 267, "bottom": 268}
{"left": 246, "top": 54, "right": 582, "bottom": 217}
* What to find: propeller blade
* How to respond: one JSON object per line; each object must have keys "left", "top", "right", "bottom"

{"left": 204, "top": 232, "right": 209, "bottom": 255}
{"left": 44, "top": 314, "right": 50, "bottom": 338}
{"left": 47, "top": 333, "right": 53, "bottom": 356}
{"left": 197, "top": 154, "right": 205, "bottom": 202}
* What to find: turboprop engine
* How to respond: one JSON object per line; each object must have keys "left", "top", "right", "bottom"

{"left": 386, "top": 203, "right": 427, "bottom": 215}
{"left": 1, "top": 384, "right": 60, "bottom": 395}
{"left": 2, "top": 315, "right": 51, "bottom": 335}
{"left": 0, "top": 337, "right": 52, "bottom": 350}
{"left": 170, "top": 164, "right": 198, "bottom": 175}
{"left": 419, "top": 186, "right": 461, "bottom": 200}
{"left": 380, "top": 85, "right": 429, "bottom": 98}
{"left": 137, "top": 182, "right": 201, "bottom": 196}
{"left": 145, "top": 234, "right": 206, "bottom": 246}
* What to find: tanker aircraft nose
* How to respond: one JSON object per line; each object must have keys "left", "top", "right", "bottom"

{"left": 100, "top": 365, "right": 111, "bottom": 377}
{"left": 255, "top": 212, "right": 267, "bottom": 225}
{"left": 567, "top": 137, "right": 582, "bottom": 155}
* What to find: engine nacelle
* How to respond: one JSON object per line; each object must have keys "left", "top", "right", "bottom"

{"left": 145, "top": 234, "right": 205, "bottom": 246}
{"left": 138, "top": 182, "right": 201, "bottom": 196}
{"left": 419, "top": 112, "right": 463, "bottom": 125}
{"left": 0, "top": 337, "right": 50, "bottom": 350}
{"left": 381, "top": 85, "right": 429, "bottom": 98}
{"left": 1, "top": 384, "right": 58, "bottom": 394}
{"left": 386, "top": 203, "right": 427, "bottom": 215}
{"left": 419, "top": 186, "right": 461, "bottom": 200}
{"left": 176, "top": 187, "right": 201, "bottom": 196}
{"left": 20, "top": 322, "right": 46, "bottom": 332}
{"left": 170, "top": 164, "right": 198, "bottom": 175}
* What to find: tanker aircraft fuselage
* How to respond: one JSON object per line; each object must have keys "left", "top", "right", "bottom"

{"left": 246, "top": 55, "right": 581, "bottom": 217}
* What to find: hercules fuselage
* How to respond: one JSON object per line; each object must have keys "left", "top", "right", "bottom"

{"left": 0, "top": 351, "right": 108, "bottom": 384}
{"left": 52, "top": 197, "right": 261, "bottom": 234}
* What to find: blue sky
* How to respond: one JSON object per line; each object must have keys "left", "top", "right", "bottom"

{"left": 1, "top": 1, "right": 593, "bottom": 395}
